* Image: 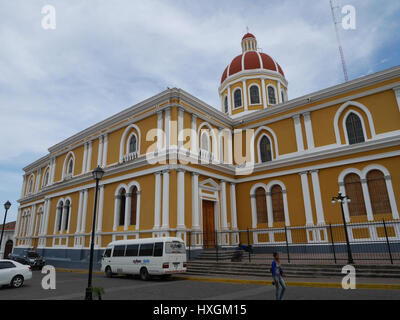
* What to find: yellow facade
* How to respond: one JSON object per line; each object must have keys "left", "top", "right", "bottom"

{"left": 15, "top": 34, "right": 400, "bottom": 261}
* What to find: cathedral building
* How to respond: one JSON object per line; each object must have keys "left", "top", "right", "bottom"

{"left": 15, "top": 33, "right": 400, "bottom": 267}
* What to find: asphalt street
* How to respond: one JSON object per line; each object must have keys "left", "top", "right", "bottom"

{"left": 0, "top": 270, "right": 399, "bottom": 300}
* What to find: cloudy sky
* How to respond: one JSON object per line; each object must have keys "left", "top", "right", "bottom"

{"left": 0, "top": 0, "right": 399, "bottom": 221}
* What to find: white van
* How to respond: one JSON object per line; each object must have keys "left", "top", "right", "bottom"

{"left": 101, "top": 237, "right": 187, "bottom": 280}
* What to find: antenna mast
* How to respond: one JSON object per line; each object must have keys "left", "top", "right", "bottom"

{"left": 330, "top": 0, "right": 349, "bottom": 82}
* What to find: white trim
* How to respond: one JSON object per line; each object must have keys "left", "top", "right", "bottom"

{"left": 161, "top": 170, "right": 170, "bottom": 230}
{"left": 242, "top": 80, "right": 248, "bottom": 111}
{"left": 303, "top": 112, "right": 315, "bottom": 150}
{"left": 310, "top": 170, "right": 325, "bottom": 225}
{"left": 119, "top": 124, "right": 142, "bottom": 163}
{"left": 252, "top": 126, "right": 280, "bottom": 162}
{"left": 299, "top": 172, "right": 314, "bottom": 226}
{"left": 394, "top": 87, "right": 400, "bottom": 112}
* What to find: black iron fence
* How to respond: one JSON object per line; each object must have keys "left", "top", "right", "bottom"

{"left": 186, "top": 220, "right": 400, "bottom": 265}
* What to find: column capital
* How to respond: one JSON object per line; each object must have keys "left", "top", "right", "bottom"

{"left": 230, "top": 182, "right": 236, "bottom": 187}
{"left": 310, "top": 169, "right": 319, "bottom": 174}
{"left": 361, "top": 178, "right": 368, "bottom": 184}
{"left": 302, "top": 111, "right": 311, "bottom": 117}
{"left": 154, "top": 171, "right": 162, "bottom": 176}
{"left": 191, "top": 172, "right": 200, "bottom": 177}
{"left": 292, "top": 114, "right": 301, "bottom": 121}
{"left": 162, "top": 170, "right": 170, "bottom": 175}
{"left": 385, "top": 175, "right": 392, "bottom": 181}
{"left": 114, "top": 195, "right": 122, "bottom": 200}
{"left": 126, "top": 193, "right": 133, "bottom": 198}
{"left": 338, "top": 182, "right": 345, "bottom": 187}
{"left": 177, "top": 168, "right": 186, "bottom": 173}
{"left": 299, "top": 171, "right": 309, "bottom": 176}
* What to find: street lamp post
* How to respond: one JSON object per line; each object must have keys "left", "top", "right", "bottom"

{"left": 85, "top": 166, "right": 105, "bottom": 300}
{"left": 332, "top": 193, "right": 354, "bottom": 265}
{"left": 0, "top": 201, "right": 11, "bottom": 259}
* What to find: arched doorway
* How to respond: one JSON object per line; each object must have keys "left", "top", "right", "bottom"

{"left": 4, "top": 240, "right": 13, "bottom": 259}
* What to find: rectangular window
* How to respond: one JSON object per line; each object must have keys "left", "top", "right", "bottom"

{"left": 153, "top": 242, "right": 164, "bottom": 257}
{"left": 112, "top": 245, "right": 126, "bottom": 257}
{"left": 125, "top": 244, "right": 139, "bottom": 257}
{"left": 139, "top": 243, "right": 154, "bottom": 257}
{"left": 165, "top": 242, "right": 186, "bottom": 254}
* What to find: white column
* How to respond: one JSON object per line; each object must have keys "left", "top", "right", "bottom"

{"left": 293, "top": 115, "right": 305, "bottom": 152}
{"left": 310, "top": 170, "right": 325, "bottom": 225}
{"left": 80, "top": 189, "right": 89, "bottom": 233}
{"left": 282, "top": 190, "right": 291, "bottom": 226}
{"left": 178, "top": 108, "right": 184, "bottom": 150}
{"left": 242, "top": 80, "right": 248, "bottom": 111}
{"left": 50, "top": 157, "right": 56, "bottom": 184}
{"left": 385, "top": 175, "right": 399, "bottom": 220}
{"left": 82, "top": 143, "right": 88, "bottom": 174}
{"left": 53, "top": 205, "right": 60, "bottom": 234}
{"left": 86, "top": 141, "right": 93, "bottom": 173}
{"left": 20, "top": 176, "right": 27, "bottom": 198}
{"left": 361, "top": 179, "right": 374, "bottom": 222}
{"left": 266, "top": 192, "right": 274, "bottom": 228}
{"left": 97, "top": 185, "right": 105, "bottom": 232}
{"left": 277, "top": 82, "right": 282, "bottom": 104}
{"left": 161, "top": 170, "right": 170, "bottom": 230}
{"left": 164, "top": 108, "right": 171, "bottom": 152}
{"left": 220, "top": 181, "right": 228, "bottom": 230}
{"left": 43, "top": 199, "right": 51, "bottom": 236}
{"left": 303, "top": 112, "right": 315, "bottom": 150}
{"left": 113, "top": 195, "right": 120, "bottom": 231}
{"left": 192, "top": 173, "right": 200, "bottom": 229}
{"left": 227, "top": 85, "right": 232, "bottom": 115}
{"left": 153, "top": 172, "right": 162, "bottom": 230}
{"left": 177, "top": 169, "right": 185, "bottom": 229}
{"left": 76, "top": 191, "right": 83, "bottom": 233}
{"left": 15, "top": 208, "right": 22, "bottom": 237}
{"left": 35, "top": 169, "right": 41, "bottom": 193}
{"left": 60, "top": 204, "right": 67, "bottom": 233}
{"left": 102, "top": 134, "right": 108, "bottom": 167}
{"left": 29, "top": 205, "right": 36, "bottom": 236}
{"left": 157, "top": 111, "right": 163, "bottom": 151}
{"left": 191, "top": 114, "right": 198, "bottom": 155}
{"left": 38, "top": 203, "right": 45, "bottom": 235}
{"left": 261, "top": 78, "right": 267, "bottom": 109}
{"left": 300, "top": 171, "right": 314, "bottom": 226}
{"left": 230, "top": 183, "right": 238, "bottom": 230}
{"left": 250, "top": 194, "right": 257, "bottom": 228}
{"left": 97, "top": 135, "right": 103, "bottom": 167}
{"left": 124, "top": 193, "right": 132, "bottom": 231}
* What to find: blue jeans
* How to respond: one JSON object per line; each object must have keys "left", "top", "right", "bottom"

{"left": 274, "top": 275, "right": 286, "bottom": 300}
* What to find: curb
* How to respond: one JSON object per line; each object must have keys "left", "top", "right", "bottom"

{"left": 55, "top": 269, "right": 400, "bottom": 290}
{"left": 178, "top": 276, "right": 400, "bottom": 290}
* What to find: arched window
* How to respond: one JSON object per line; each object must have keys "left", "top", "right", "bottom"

{"left": 67, "top": 159, "right": 74, "bottom": 176}
{"left": 268, "top": 86, "right": 277, "bottom": 105}
{"left": 224, "top": 96, "right": 229, "bottom": 113}
{"left": 64, "top": 200, "right": 70, "bottom": 231}
{"left": 367, "top": 170, "right": 391, "bottom": 215}
{"left": 271, "top": 185, "right": 285, "bottom": 222}
{"left": 200, "top": 131, "right": 210, "bottom": 152}
{"left": 234, "top": 89, "right": 242, "bottom": 109}
{"left": 57, "top": 201, "right": 64, "bottom": 231}
{"left": 119, "top": 190, "right": 126, "bottom": 226}
{"left": 131, "top": 187, "right": 138, "bottom": 226}
{"left": 250, "top": 86, "right": 260, "bottom": 105}
{"left": 28, "top": 177, "right": 34, "bottom": 194}
{"left": 281, "top": 91, "right": 285, "bottom": 103}
{"left": 44, "top": 170, "right": 50, "bottom": 187}
{"left": 129, "top": 134, "right": 137, "bottom": 154}
{"left": 255, "top": 188, "right": 268, "bottom": 224}
{"left": 346, "top": 113, "right": 365, "bottom": 145}
{"left": 260, "top": 136, "right": 272, "bottom": 163}
{"left": 344, "top": 173, "right": 366, "bottom": 217}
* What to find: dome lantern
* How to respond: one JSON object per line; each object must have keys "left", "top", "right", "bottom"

{"left": 241, "top": 33, "right": 257, "bottom": 53}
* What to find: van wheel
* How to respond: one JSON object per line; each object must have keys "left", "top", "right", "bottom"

{"left": 140, "top": 267, "right": 150, "bottom": 281}
{"left": 105, "top": 266, "right": 113, "bottom": 278}
{"left": 11, "top": 275, "right": 24, "bottom": 288}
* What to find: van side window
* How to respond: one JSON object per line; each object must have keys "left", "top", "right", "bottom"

{"left": 153, "top": 242, "right": 163, "bottom": 257}
{"left": 139, "top": 243, "right": 154, "bottom": 257}
{"left": 125, "top": 244, "right": 139, "bottom": 257}
{"left": 113, "top": 245, "right": 126, "bottom": 257}
{"left": 103, "top": 248, "right": 112, "bottom": 258}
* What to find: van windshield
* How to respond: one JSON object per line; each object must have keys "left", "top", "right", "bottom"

{"left": 165, "top": 242, "right": 185, "bottom": 254}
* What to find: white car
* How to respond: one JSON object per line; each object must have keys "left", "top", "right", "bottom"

{"left": 0, "top": 259, "right": 32, "bottom": 288}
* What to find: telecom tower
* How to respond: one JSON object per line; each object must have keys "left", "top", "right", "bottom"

{"left": 330, "top": 0, "right": 349, "bottom": 82}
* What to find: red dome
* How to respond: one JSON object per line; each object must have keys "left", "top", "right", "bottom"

{"left": 221, "top": 51, "right": 285, "bottom": 84}
{"left": 242, "top": 33, "right": 256, "bottom": 40}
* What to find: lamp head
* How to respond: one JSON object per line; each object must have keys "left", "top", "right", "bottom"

{"left": 92, "top": 166, "right": 105, "bottom": 181}
{"left": 4, "top": 201, "right": 11, "bottom": 211}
